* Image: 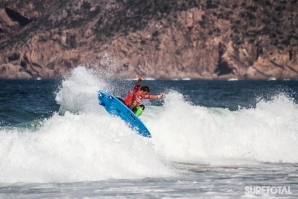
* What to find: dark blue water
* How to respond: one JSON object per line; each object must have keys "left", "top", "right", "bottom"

{"left": 138, "top": 80, "right": 298, "bottom": 109}
{"left": 0, "top": 80, "right": 60, "bottom": 126}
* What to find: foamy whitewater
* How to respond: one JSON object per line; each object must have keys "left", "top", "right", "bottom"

{"left": 0, "top": 67, "right": 298, "bottom": 198}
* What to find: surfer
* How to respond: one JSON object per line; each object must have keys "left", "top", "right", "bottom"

{"left": 119, "top": 75, "right": 165, "bottom": 116}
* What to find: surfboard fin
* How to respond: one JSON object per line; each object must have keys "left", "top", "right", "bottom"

{"left": 99, "top": 102, "right": 106, "bottom": 106}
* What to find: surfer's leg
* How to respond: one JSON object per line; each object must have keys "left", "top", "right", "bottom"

{"left": 132, "top": 107, "right": 137, "bottom": 113}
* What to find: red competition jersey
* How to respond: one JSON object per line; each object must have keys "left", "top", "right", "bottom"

{"left": 124, "top": 85, "right": 150, "bottom": 107}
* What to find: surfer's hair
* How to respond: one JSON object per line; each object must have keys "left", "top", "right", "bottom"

{"left": 141, "top": 86, "right": 150, "bottom": 93}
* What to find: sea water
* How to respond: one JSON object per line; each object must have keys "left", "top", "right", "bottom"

{"left": 0, "top": 67, "right": 298, "bottom": 198}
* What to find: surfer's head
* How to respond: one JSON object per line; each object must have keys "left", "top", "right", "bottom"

{"left": 140, "top": 86, "right": 150, "bottom": 95}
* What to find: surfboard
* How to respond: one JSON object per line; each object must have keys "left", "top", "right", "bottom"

{"left": 98, "top": 90, "right": 151, "bottom": 138}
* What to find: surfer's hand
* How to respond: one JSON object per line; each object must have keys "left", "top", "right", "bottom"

{"left": 137, "top": 75, "right": 142, "bottom": 81}
{"left": 158, "top": 93, "right": 165, "bottom": 98}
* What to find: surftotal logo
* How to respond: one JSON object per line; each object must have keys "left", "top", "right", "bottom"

{"left": 245, "top": 186, "right": 292, "bottom": 195}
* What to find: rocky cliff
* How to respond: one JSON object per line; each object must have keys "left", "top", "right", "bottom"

{"left": 0, "top": 0, "right": 298, "bottom": 79}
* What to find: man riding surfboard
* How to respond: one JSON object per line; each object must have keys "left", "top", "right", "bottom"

{"left": 119, "top": 75, "right": 165, "bottom": 116}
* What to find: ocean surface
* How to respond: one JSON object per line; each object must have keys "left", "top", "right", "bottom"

{"left": 1, "top": 67, "right": 298, "bottom": 198}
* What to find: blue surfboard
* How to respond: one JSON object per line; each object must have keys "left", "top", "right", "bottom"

{"left": 98, "top": 90, "right": 151, "bottom": 138}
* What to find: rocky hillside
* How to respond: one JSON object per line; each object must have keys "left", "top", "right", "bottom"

{"left": 0, "top": 0, "right": 298, "bottom": 79}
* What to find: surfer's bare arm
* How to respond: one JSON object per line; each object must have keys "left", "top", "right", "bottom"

{"left": 136, "top": 75, "right": 142, "bottom": 87}
{"left": 149, "top": 93, "right": 165, "bottom": 99}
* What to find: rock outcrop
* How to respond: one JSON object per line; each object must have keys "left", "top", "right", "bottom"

{"left": 0, "top": 0, "right": 298, "bottom": 79}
